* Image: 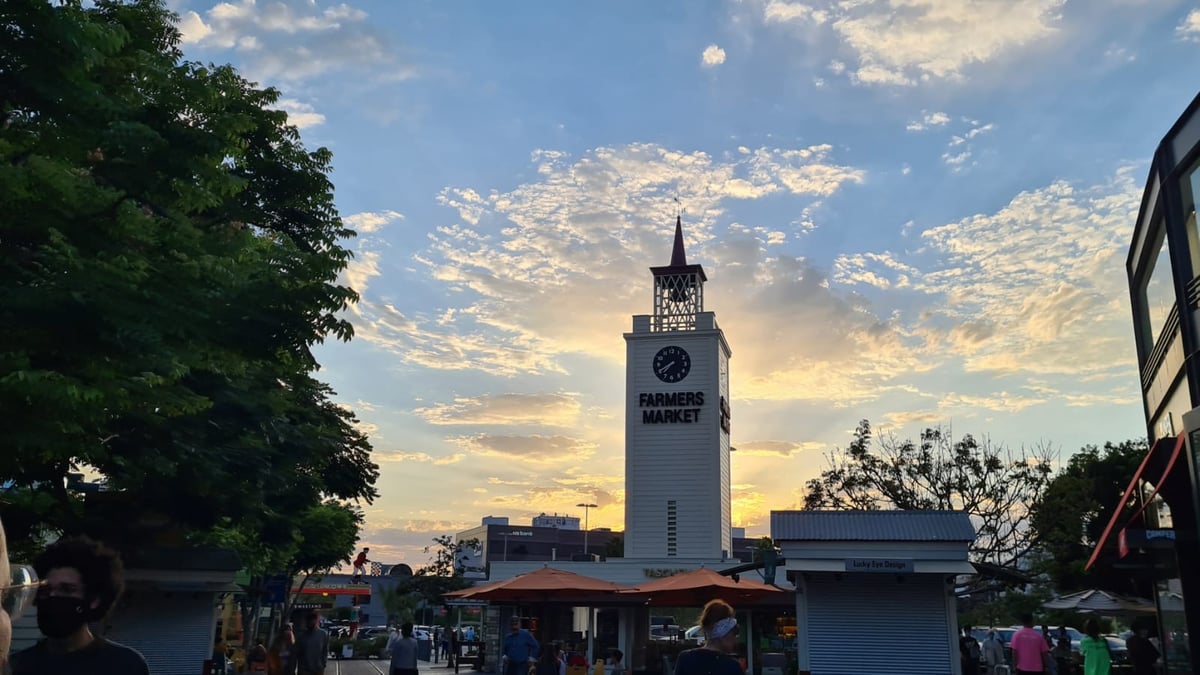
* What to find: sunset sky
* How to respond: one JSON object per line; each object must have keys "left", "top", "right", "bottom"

{"left": 172, "top": 0, "right": 1200, "bottom": 566}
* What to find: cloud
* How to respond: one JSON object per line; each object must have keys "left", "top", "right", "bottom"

{"left": 1178, "top": 9, "right": 1200, "bottom": 41}
{"left": 906, "top": 111, "right": 951, "bottom": 131}
{"left": 341, "top": 249, "right": 381, "bottom": 297}
{"left": 732, "top": 484, "right": 769, "bottom": 527}
{"left": 837, "top": 166, "right": 1143, "bottom": 386}
{"left": 176, "top": 0, "right": 408, "bottom": 83}
{"left": 413, "top": 393, "right": 582, "bottom": 426}
{"left": 938, "top": 119, "right": 994, "bottom": 172}
{"left": 763, "top": 1, "right": 828, "bottom": 24}
{"left": 375, "top": 450, "right": 465, "bottom": 465}
{"left": 450, "top": 434, "right": 597, "bottom": 463}
{"left": 735, "top": 440, "right": 824, "bottom": 457}
{"left": 760, "top": 0, "right": 1066, "bottom": 85}
{"left": 702, "top": 44, "right": 728, "bottom": 67}
{"left": 272, "top": 98, "right": 325, "bottom": 129}
{"left": 344, "top": 210, "right": 404, "bottom": 234}
{"left": 345, "top": 142, "right": 863, "bottom": 378}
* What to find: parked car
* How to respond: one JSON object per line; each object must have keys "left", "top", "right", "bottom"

{"left": 650, "top": 625, "right": 681, "bottom": 641}
{"left": 684, "top": 625, "right": 705, "bottom": 645}
{"left": 1103, "top": 636, "right": 1129, "bottom": 668}
{"left": 970, "top": 627, "right": 1018, "bottom": 671}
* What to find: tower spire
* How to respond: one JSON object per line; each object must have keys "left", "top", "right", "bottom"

{"left": 670, "top": 215, "right": 688, "bottom": 267}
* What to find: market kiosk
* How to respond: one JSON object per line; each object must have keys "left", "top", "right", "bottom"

{"left": 770, "top": 510, "right": 976, "bottom": 675}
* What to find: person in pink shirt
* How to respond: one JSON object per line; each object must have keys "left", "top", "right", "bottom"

{"left": 1011, "top": 613, "right": 1050, "bottom": 675}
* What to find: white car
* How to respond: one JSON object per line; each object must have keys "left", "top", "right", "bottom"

{"left": 684, "top": 626, "right": 705, "bottom": 645}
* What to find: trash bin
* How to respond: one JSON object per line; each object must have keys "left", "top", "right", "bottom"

{"left": 418, "top": 638, "right": 433, "bottom": 662}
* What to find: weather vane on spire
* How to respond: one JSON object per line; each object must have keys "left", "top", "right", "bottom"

{"left": 673, "top": 195, "right": 682, "bottom": 219}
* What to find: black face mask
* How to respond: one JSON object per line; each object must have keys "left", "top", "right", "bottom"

{"left": 36, "top": 596, "right": 88, "bottom": 639}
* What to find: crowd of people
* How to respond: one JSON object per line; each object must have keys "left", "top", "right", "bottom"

{"left": 961, "top": 613, "right": 1162, "bottom": 675}
{"left": 0, "top": 522, "right": 1176, "bottom": 675}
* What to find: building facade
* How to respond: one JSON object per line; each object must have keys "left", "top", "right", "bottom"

{"left": 624, "top": 216, "right": 733, "bottom": 559}
{"left": 1099, "top": 90, "right": 1200, "bottom": 674}
{"left": 532, "top": 513, "right": 581, "bottom": 529}
{"left": 455, "top": 517, "right": 759, "bottom": 578}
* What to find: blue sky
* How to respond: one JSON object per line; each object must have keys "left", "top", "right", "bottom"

{"left": 173, "top": 0, "right": 1200, "bottom": 565}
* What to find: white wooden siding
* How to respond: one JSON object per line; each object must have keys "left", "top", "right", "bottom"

{"left": 624, "top": 328, "right": 731, "bottom": 559}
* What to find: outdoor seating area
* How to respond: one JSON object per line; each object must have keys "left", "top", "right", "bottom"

{"left": 444, "top": 566, "right": 789, "bottom": 675}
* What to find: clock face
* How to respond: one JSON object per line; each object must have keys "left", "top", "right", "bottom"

{"left": 653, "top": 345, "right": 691, "bottom": 383}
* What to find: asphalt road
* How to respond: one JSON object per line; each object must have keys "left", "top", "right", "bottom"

{"left": 326, "top": 658, "right": 451, "bottom": 674}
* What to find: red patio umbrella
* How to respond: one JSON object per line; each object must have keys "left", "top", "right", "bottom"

{"left": 444, "top": 566, "right": 625, "bottom": 604}
{"left": 618, "top": 567, "right": 783, "bottom": 606}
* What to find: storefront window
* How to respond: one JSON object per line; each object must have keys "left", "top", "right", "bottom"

{"left": 1183, "top": 164, "right": 1200, "bottom": 275}
{"left": 1144, "top": 227, "right": 1175, "bottom": 347}
{"left": 1158, "top": 577, "right": 1193, "bottom": 675}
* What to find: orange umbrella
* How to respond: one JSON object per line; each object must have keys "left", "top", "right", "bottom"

{"left": 618, "top": 567, "right": 783, "bottom": 606}
{"left": 444, "top": 566, "right": 625, "bottom": 604}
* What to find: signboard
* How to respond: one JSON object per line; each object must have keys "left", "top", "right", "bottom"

{"left": 446, "top": 599, "right": 489, "bottom": 607}
{"left": 292, "top": 601, "right": 334, "bottom": 610}
{"left": 638, "top": 391, "right": 705, "bottom": 424}
{"left": 844, "top": 558, "right": 914, "bottom": 574}
{"left": 264, "top": 574, "right": 289, "bottom": 604}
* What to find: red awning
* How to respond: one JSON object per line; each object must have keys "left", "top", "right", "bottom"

{"left": 1086, "top": 433, "right": 1186, "bottom": 570}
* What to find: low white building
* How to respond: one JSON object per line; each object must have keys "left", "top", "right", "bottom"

{"left": 771, "top": 510, "right": 977, "bottom": 675}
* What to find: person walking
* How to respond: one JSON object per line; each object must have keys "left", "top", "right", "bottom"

{"left": 961, "top": 626, "right": 981, "bottom": 675}
{"left": 982, "top": 630, "right": 1007, "bottom": 675}
{"left": 9, "top": 536, "right": 150, "bottom": 675}
{"left": 268, "top": 625, "right": 297, "bottom": 675}
{"left": 295, "top": 611, "right": 329, "bottom": 675}
{"left": 1079, "top": 620, "right": 1112, "bottom": 675}
{"left": 1126, "top": 620, "right": 1160, "bottom": 675}
{"left": 675, "top": 600, "right": 743, "bottom": 675}
{"left": 501, "top": 617, "right": 540, "bottom": 675}
{"left": 390, "top": 622, "right": 420, "bottom": 675}
{"left": 535, "top": 643, "right": 561, "bottom": 675}
{"left": 1011, "top": 613, "right": 1050, "bottom": 675}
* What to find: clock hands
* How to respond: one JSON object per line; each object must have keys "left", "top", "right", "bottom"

{"left": 657, "top": 361, "right": 675, "bottom": 374}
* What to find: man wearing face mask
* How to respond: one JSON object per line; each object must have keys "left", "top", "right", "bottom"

{"left": 10, "top": 536, "right": 149, "bottom": 675}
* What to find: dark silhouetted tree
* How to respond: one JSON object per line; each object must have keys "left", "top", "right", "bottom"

{"left": 804, "top": 420, "right": 1056, "bottom": 574}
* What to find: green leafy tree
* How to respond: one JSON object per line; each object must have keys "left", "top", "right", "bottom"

{"left": 392, "top": 536, "right": 477, "bottom": 620}
{"left": 1030, "top": 440, "right": 1147, "bottom": 592}
{"left": 604, "top": 534, "right": 624, "bottom": 559}
{"left": 282, "top": 502, "right": 363, "bottom": 617}
{"left": 804, "top": 420, "right": 1056, "bottom": 575}
{"left": 0, "top": 0, "right": 377, "bottom": 562}
{"left": 380, "top": 585, "right": 420, "bottom": 624}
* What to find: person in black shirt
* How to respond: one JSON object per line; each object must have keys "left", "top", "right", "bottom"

{"left": 10, "top": 536, "right": 149, "bottom": 675}
{"left": 1126, "top": 620, "right": 1161, "bottom": 675}
{"left": 675, "top": 599, "right": 743, "bottom": 675}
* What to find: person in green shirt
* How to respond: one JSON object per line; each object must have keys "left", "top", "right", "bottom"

{"left": 1078, "top": 619, "right": 1111, "bottom": 675}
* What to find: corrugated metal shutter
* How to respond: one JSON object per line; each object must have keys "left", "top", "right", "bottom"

{"left": 104, "top": 592, "right": 216, "bottom": 675}
{"left": 806, "top": 573, "right": 953, "bottom": 675}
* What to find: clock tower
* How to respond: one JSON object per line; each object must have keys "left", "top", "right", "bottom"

{"left": 624, "top": 217, "right": 732, "bottom": 560}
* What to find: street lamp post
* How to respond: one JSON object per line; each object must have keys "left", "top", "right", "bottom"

{"left": 576, "top": 503, "right": 598, "bottom": 557}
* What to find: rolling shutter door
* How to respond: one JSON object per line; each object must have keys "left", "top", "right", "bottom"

{"left": 105, "top": 593, "right": 216, "bottom": 675}
{"left": 807, "top": 573, "right": 952, "bottom": 675}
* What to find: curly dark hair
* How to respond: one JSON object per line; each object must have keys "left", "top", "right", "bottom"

{"left": 34, "top": 536, "right": 125, "bottom": 621}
